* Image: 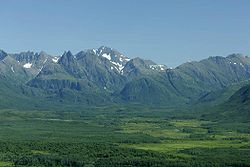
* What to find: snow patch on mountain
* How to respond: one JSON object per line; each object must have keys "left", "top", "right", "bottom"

{"left": 11, "top": 66, "right": 15, "bottom": 73}
{"left": 96, "top": 47, "right": 131, "bottom": 73}
{"left": 37, "top": 66, "right": 43, "bottom": 75}
{"left": 150, "top": 65, "right": 166, "bottom": 71}
{"left": 240, "top": 63, "right": 244, "bottom": 68}
{"left": 43, "top": 58, "right": 48, "bottom": 64}
{"left": 52, "top": 57, "right": 60, "bottom": 63}
{"left": 102, "top": 53, "right": 111, "bottom": 60}
{"left": 23, "top": 63, "right": 32, "bottom": 68}
{"left": 111, "top": 61, "right": 124, "bottom": 71}
{"left": 92, "top": 49, "right": 97, "bottom": 54}
{"left": 119, "top": 55, "right": 130, "bottom": 62}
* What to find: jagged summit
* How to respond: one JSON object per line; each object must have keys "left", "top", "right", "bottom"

{"left": 1, "top": 46, "right": 250, "bottom": 106}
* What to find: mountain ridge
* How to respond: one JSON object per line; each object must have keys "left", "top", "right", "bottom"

{"left": 1, "top": 46, "right": 250, "bottom": 108}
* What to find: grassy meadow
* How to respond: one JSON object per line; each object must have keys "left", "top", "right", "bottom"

{"left": 0, "top": 106, "right": 249, "bottom": 166}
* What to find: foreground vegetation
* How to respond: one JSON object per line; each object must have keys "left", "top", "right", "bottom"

{"left": 0, "top": 106, "right": 249, "bottom": 167}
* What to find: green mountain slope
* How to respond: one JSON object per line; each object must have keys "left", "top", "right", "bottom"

{"left": 196, "top": 80, "right": 250, "bottom": 106}
{"left": 202, "top": 83, "right": 250, "bottom": 122}
{"left": 120, "top": 77, "right": 187, "bottom": 105}
{"left": 1, "top": 47, "right": 250, "bottom": 108}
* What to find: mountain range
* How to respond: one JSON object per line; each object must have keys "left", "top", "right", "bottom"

{"left": 1, "top": 46, "right": 250, "bottom": 109}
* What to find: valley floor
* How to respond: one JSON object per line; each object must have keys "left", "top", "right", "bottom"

{"left": 0, "top": 106, "right": 249, "bottom": 167}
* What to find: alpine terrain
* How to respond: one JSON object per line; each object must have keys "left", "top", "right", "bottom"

{"left": 1, "top": 46, "right": 250, "bottom": 108}
{"left": 0, "top": 46, "right": 250, "bottom": 167}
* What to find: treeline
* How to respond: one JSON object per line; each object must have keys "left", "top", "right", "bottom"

{"left": 1, "top": 141, "right": 250, "bottom": 167}
{"left": 14, "top": 155, "right": 84, "bottom": 167}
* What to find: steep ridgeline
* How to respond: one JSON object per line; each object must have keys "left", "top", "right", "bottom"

{"left": 0, "top": 50, "right": 59, "bottom": 108}
{"left": 165, "top": 54, "right": 250, "bottom": 101}
{"left": 119, "top": 54, "right": 250, "bottom": 105}
{"left": 28, "top": 47, "right": 132, "bottom": 91}
{"left": 0, "top": 46, "right": 250, "bottom": 108}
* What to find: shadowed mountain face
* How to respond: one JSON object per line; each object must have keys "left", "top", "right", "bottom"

{"left": 201, "top": 83, "right": 250, "bottom": 122}
{"left": 225, "top": 84, "right": 250, "bottom": 119}
{"left": 0, "top": 50, "right": 7, "bottom": 60}
{"left": 228, "top": 84, "right": 250, "bottom": 106}
{"left": 1, "top": 46, "right": 250, "bottom": 108}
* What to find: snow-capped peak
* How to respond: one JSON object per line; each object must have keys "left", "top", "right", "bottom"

{"left": 93, "top": 46, "right": 131, "bottom": 73}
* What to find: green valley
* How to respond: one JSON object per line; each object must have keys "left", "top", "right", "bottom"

{"left": 0, "top": 104, "right": 249, "bottom": 167}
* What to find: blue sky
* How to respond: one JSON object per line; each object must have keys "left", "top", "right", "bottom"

{"left": 0, "top": 0, "right": 250, "bottom": 67}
